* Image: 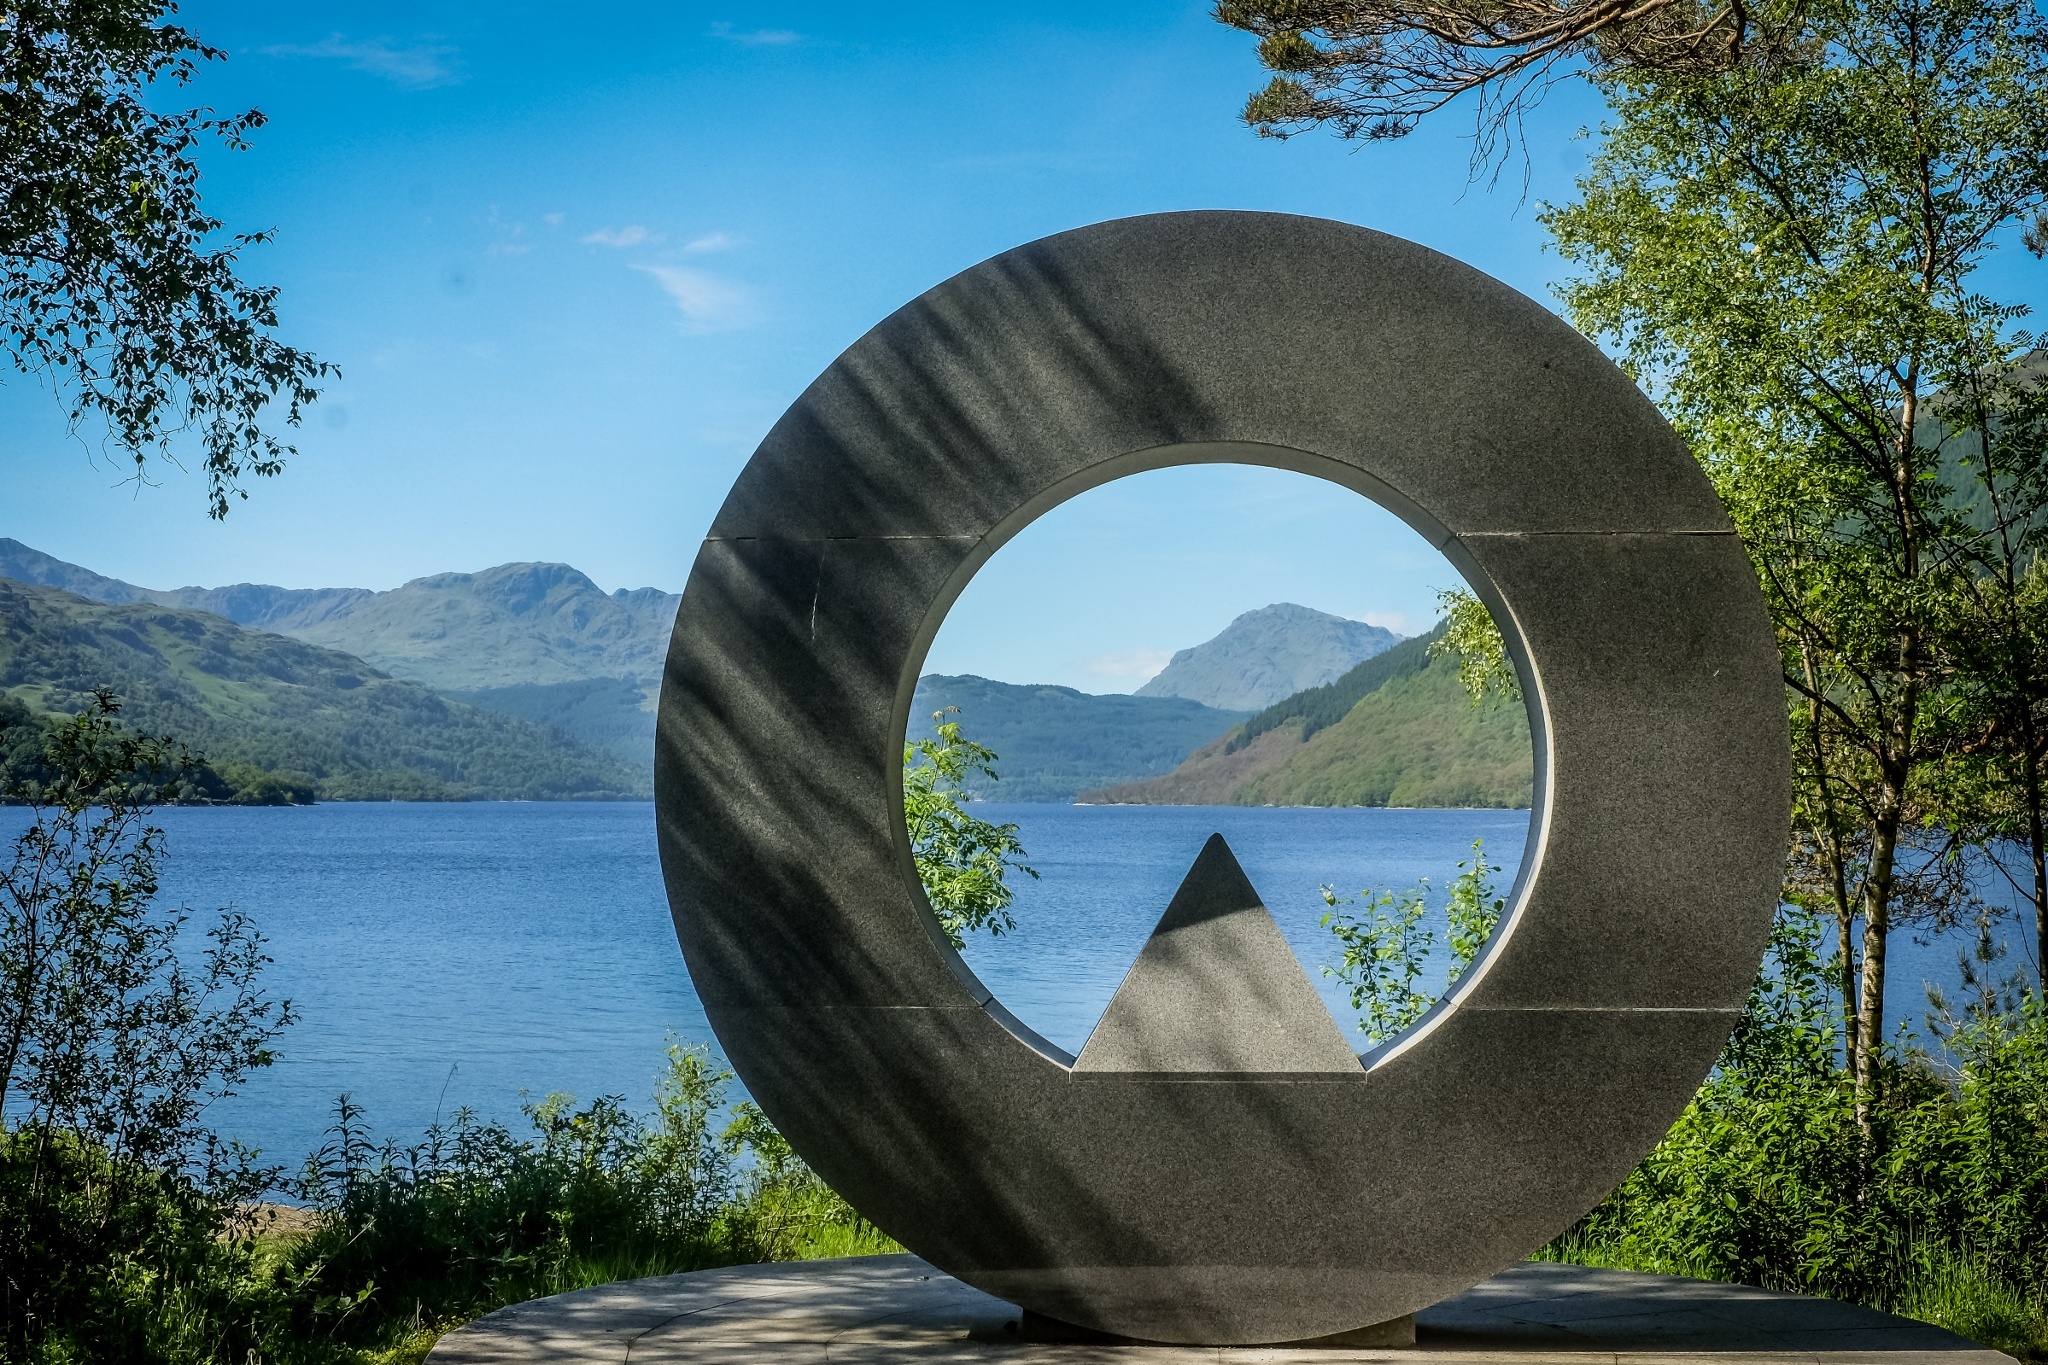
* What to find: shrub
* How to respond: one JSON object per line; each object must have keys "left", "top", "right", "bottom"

{"left": 279, "top": 1043, "right": 893, "bottom": 1354}
{"left": 1546, "top": 908, "right": 2048, "bottom": 1354}
{"left": 0, "top": 691, "right": 299, "bottom": 1362}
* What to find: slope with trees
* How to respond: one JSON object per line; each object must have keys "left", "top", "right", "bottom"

{"left": 1082, "top": 631, "right": 1531, "bottom": 807}
{"left": 908, "top": 675, "right": 1252, "bottom": 802}
{"left": 0, "top": 580, "right": 646, "bottom": 800}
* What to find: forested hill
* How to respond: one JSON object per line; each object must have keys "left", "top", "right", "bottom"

{"left": 0, "top": 580, "right": 647, "bottom": 801}
{"left": 0, "top": 540, "right": 679, "bottom": 767}
{"left": 909, "top": 675, "right": 1251, "bottom": 802}
{"left": 0, "top": 539, "right": 679, "bottom": 691}
{"left": 1080, "top": 632, "right": 1531, "bottom": 808}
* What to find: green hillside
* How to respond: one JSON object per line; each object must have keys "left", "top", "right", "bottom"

{"left": 445, "top": 677, "right": 657, "bottom": 767}
{"left": 910, "top": 675, "right": 1251, "bottom": 802}
{"left": 1237, "top": 661, "right": 1532, "bottom": 806}
{"left": 1226, "top": 624, "right": 1445, "bottom": 751}
{"left": 0, "top": 580, "right": 646, "bottom": 801}
{"left": 288, "top": 563, "right": 677, "bottom": 690}
{"left": 1080, "top": 638, "right": 1531, "bottom": 808}
{"left": 0, "top": 541, "right": 679, "bottom": 692}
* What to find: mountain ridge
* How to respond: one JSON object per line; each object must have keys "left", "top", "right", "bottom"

{"left": 0, "top": 578, "right": 647, "bottom": 800}
{"left": 1084, "top": 633, "right": 1531, "bottom": 808}
{"left": 0, "top": 539, "right": 679, "bottom": 692}
{"left": 1135, "top": 603, "right": 1399, "bottom": 711}
{"left": 910, "top": 674, "right": 1250, "bottom": 802}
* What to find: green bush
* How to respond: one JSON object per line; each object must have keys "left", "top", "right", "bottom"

{"left": 1543, "top": 909, "right": 2048, "bottom": 1355}
{"left": 1, "top": 693, "right": 301, "bottom": 1363}
{"left": 0, "top": 1129, "right": 302, "bottom": 1364}
{"left": 1323, "top": 847, "right": 2048, "bottom": 1357}
{"left": 276, "top": 1044, "right": 893, "bottom": 1355}
{"left": 1319, "top": 839, "right": 1504, "bottom": 1043}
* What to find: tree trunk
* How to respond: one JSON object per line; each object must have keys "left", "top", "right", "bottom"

{"left": 1802, "top": 648, "right": 1862, "bottom": 1073}
{"left": 1856, "top": 793, "right": 1904, "bottom": 1119}
{"left": 2026, "top": 739, "right": 2047, "bottom": 991}
{"left": 1835, "top": 896, "right": 1859, "bottom": 1070}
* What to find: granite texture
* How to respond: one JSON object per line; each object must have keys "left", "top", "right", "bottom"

{"left": 426, "top": 1256, "right": 2008, "bottom": 1364}
{"left": 656, "top": 212, "right": 1793, "bottom": 1344}
{"left": 1072, "top": 835, "right": 1362, "bottom": 1076}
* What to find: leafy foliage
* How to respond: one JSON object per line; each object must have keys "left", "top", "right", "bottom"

{"left": 1215, "top": 0, "right": 1807, "bottom": 170}
{"left": 1428, "top": 589, "right": 1520, "bottom": 705}
{"left": 1320, "top": 839, "right": 1504, "bottom": 1043}
{"left": 0, "top": 1129, "right": 300, "bottom": 1364}
{"left": 903, "top": 710, "right": 1037, "bottom": 948}
{"left": 0, "top": 690, "right": 296, "bottom": 1361}
{"left": 2, "top": 0, "right": 331, "bottom": 517}
{"left": 277, "top": 1045, "right": 893, "bottom": 1357}
{"left": 1550, "top": 909, "right": 2048, "bottom": 1361}
{"left": 1544, "top": 0, "right": 2048, "bottom": 1094}
{"left": 1932, "top": 368, "right": 2048, "bottom": 987}
{"left": 0, "top": 693, "right": 316, "bottom": 804}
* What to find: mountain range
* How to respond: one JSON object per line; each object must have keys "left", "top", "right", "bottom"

{"left": 1135, "top": 603, "right": 1398, "bottom": 711}
{"left": 0, "top": 539, "right": 678, "bottom": 691}
{"left": 0, "top": 538, "right": 673, "bottom": 771}
{"left": 0, "top": 538, "right": 1521, "bottom": 807}
{"left": 1083, "top": 632, "right": 1532, "bottom": 808}
{"left": 909, "top": 676, "right": 1250, "bottom": 802}
{"left": 0, "top": 580, "right": 641, "bottom": 801}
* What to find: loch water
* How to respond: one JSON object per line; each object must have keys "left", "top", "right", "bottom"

{"left": 0, "top": 801, "right": 2013, "bottom": 1166}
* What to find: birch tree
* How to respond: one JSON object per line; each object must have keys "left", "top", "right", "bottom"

{"left": 1542, "top": 0, "right": 2048, "bottom": 1105}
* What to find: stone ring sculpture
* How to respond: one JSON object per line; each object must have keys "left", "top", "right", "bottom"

{"left": 656, "top": 212, "right": 1791, "bottom": 1346}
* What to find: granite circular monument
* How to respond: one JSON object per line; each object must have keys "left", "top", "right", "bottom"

{"left": 654, "top": 212, "right": 1791, "bottom": 1346}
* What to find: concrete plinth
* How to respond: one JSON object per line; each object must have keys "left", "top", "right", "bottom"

{"left": 425, "top": 1254, "right": 2010, "bottom": 1365}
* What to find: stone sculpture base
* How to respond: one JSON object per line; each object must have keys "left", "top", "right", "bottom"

{"left": 425, "top": 1253, "right": 2011, "bottom": 1364}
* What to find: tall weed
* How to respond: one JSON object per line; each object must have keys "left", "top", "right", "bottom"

{"left": 276, "top": 1042, "right": 893, "bottom": 1355}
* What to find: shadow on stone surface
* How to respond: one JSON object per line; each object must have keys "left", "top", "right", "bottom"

{"left": 426, "top": 1255, "right": 2012, "bottom": 1365}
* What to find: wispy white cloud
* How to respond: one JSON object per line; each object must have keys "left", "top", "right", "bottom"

{"left": 683, "top": 231, "right": 741, "bottom": 254}
{"left": 582, "top": 225, "right": 659, "bottom": 248}
{"left": 1355, "top": 610, "right": 1426, "bottom": 638}
{"left": 637, "top": 265, "right": 753, "bottom": 332}
{"left": 1082, "top": 649, "right": 1174, "bottom": 688}
{"left": 542, "top": 212, "right": 566, "bottom": 227}
{"left": 263, "top": 34, "right": 461, "bottom": 88}
{"left": 709, "top": 21, "right": 802, "bottom": 45}
{"left": 484, "top": 207, "right": 533, "bottom": 256}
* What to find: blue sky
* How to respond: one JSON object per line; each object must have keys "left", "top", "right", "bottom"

{"left": 8, "top": 4, "right": 2034, "bottom": 691}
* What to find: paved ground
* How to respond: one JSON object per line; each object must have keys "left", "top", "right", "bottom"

{"left": 426, "top": 1254, "right": 2011, "bottom": 1365}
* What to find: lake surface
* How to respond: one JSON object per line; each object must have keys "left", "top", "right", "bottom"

{"left": 0, "top": 801, "right": 2018, "bottom": 1167}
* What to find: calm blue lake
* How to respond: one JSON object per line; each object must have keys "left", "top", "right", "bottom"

{"left": 0, "top": 801, "right": 2016, "bottom": 1167}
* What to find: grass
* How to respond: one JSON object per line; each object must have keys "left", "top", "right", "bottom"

{"left": 248, "top": 1187, "right": 904, "bottom": 1365}
{"left": 1890, "top": 1249, "right": 2048, "bottom": 1363}
{"left": 1540, "top": 1236, "right": 2048, "bottom": 1363}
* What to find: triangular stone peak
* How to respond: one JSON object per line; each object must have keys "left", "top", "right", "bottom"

{"left": 1073, "top": 834, "right": 1363, "bottom": 1076}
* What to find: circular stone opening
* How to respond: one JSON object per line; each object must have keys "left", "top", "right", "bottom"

{"left": 897, "top": 458, "right": 1541, "bottom": 1063}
